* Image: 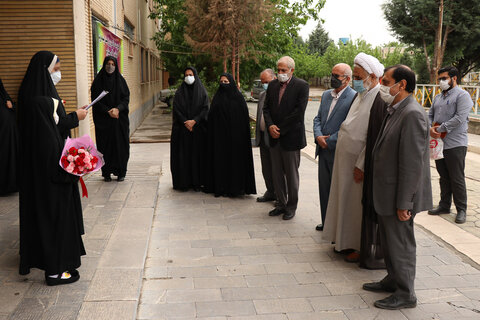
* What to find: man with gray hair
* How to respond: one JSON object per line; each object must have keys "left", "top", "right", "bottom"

{"left": 313, "top": 63, "right": 355, "bottom": 231}
{"left": 253, "top": 69, "right": 277, "bottom": 203}
{"left": 263, "top": 56, "right": 309, "bottom": 220}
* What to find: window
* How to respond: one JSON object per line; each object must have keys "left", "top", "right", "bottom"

{"left": 124, "top": 19, "right": 134, "bottom": 40}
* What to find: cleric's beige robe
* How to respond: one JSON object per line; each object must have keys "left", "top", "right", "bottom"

{"left": 322, "top": 85, "right": 380, "bottom": 251}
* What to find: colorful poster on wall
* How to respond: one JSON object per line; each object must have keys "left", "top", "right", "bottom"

{"left": 94, "top": 21, "right": 124, "bottom": 74}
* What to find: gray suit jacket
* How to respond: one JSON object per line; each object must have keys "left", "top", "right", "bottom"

{"left": 372, "top": 95, "right": 432, "bottom": 216}
{"left": 253, "top": 91, "right": 269, "bottom": 147}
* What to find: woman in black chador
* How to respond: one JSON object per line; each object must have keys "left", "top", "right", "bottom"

{"left": 204, "top": 73, "right": 256, "bottom": 197}
{"left": 91, "top": 56, "right": 130, "bottom": 182}
{"left": 170, "top": 67, "right": 209, "bottom": 190}
{"left": 0, "top": 78, "right": 18, "bottom": 195}
{"left": 17, "top": 51, "right": 86, "bottom": 285}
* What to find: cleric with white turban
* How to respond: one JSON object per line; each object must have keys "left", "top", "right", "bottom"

{"left": 323, "top": 52, "right": 388, "bottom": 266}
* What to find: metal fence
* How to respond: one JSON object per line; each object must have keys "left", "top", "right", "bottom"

{"left": 414, "top": 84, "right": 480, "bottom": 116}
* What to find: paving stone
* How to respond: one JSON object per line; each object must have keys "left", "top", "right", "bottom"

{"left": 229, "top": 315, "right": 288, "bottom": 320}
{"left": 343, "top": 308, "right": 408, "bottom": 320}
{"left": 142, "top": 278, "right": 193, "bottom": 290}
{"left": 196, "top": 301, "right": 256, "bottom": 317}
{"left": 309, "top": 294, "right": 368, "bottom": 311}
{"left": 416, "top": 288, "right": 470, "bottom": 304}
{"left": 77, "top": 301, "right": 137, "bottom": 320}
{"left": 264, "top": 262, "right": 314, "bottom": 274}
{"left": 166, "top": 288, "right": 222, "bottom": 303}
{"left": 194, "top": 276, "right": 247, "bottom": 289}
{"left": 240, "top": 254, "right": 287, "bottom": 265}
{"left": 275, "top": 283, "right": 330, "bottom": 298}
{"left": 253, "top": 297, "right": 313, "bottom": 314}
{"left": 287, "top": 311, "right": 348, "bottom": 320}
{"left": 137, "top": 302, "right": 196, "bottom": 319}
{"left": 85, "top": 268, "right": 142, "bottom": 301}
{"left": 245, "top": 274, "right": 298, "bottom": 287}
{"left": 0, "top": 281, "right": 31, "bottom": 313}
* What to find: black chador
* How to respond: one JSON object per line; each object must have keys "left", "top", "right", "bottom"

{"left": 204, "top": 73, "right": 256, "bottom": 197}
{"left": 0, "top": 78, "right": 18, "bottom": 194}
{"left": 17, "top": 51, "right": 85, "bottom": 280}
{"left": 91, "top": 56, "right": 130, "bottom": 180}
{"left": 16, "top": 96, "right": 86, "bottom": 277}
{"left": 170, "top": 67, "right": 209, "bottom": 190}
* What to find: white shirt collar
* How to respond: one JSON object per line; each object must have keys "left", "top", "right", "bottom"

{"left": 331, "top": 86, "right": 348, "bottom": 99}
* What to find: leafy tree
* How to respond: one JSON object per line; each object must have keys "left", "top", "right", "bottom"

{"left": 307, "top": 22, "right": 333, "bottom": 55}
{"left": 383, "top": 0, "right": 480, "bottom": 83}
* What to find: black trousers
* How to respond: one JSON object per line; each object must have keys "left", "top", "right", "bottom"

{"left": 435, "top": 146, "right": 467, "bottom": 212}
{"left": 259, "top": 133, "right": 275, "bottom": 198}
{"left": 378, "top": 213, "right": 416, "bottom": 300}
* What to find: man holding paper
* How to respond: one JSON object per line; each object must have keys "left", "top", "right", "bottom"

{"left": 91, "top": 56, "right": 130, "bottom": 182}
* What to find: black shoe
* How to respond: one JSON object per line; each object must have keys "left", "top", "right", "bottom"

{"left": 455, "top": 210, "right": 466, "bottom": 224}
{"left": 316, "top": 224, "right": 323, "bottom": 231}
{"left": 374, "top": 295, "right": 417, "bottom": 310}
{"left": 45, "top": 272, "right": 80, "bottom": 286}
{"left": 257, "top": 195, "right": 276, "bottom": 202}
{"left": 362, "top": 281, "right": 396, "bottom": 293}
{"left": 269, "top": 208, "right": 285, "bottom": 216}
{"left": 104, "top": 176, "right": 112, "bottom": 182}
{"left": 428, "top": 206, "right": 450, "bottom": 215}
{"left": 282, "top": 212, "right": 295, "bottom": 220}
{"left": 117, "top": 176, "right": 125, "bottom": 182}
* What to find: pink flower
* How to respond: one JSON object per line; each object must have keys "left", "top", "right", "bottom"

{"left": 78, "top": 149, "right": 85, "bottom": 154}
{"left": 67, "top": 155, "right": 74, "bottom": 162}
{"left": 66, "top": 163, "right": 75, "bottom": 173}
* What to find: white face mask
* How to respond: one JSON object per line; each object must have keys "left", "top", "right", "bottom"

{"left": 379, "top": 83, "right": 399, "bottom": 105}
{"left": 51, "top": 71, "right": 61, "bottom": 86}
{"left": 184, "top": 75, "right": 195, "bottom": 85}
{"left": 439, "top": 79, "right": 451, "bottom": 91}
{"left": 277, "top": 72, "right": 290, "bottom": 83}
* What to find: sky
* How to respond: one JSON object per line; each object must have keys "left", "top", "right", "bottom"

{"left": 299, "top": 0, "right": 397, "bottom": 47}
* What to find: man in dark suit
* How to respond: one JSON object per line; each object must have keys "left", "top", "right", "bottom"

{"left": 263, "top": 56, "right": 309, "bottom": 220}
{"left": 253, "top": 69, "right": 277, "bottom": 203}
{"left": 363, "top": 65, "right": 432, "bottom": 310}
{"left": 313, "top": 63, "right": 355, "bottom": 231}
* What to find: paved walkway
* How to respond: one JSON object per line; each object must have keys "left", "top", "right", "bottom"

{"left": 1, "top": 106, "right": 480, "bottom": 319}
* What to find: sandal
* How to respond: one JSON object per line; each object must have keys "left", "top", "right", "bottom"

{"left": 45, "top": 271, "right": 80, "bottom": 286}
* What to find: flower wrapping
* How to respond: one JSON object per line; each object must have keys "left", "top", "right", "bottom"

{"left": 59, "top": 135, "right": 104, "bottom": 197}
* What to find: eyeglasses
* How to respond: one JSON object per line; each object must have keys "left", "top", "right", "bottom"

{"left": 331, "top": 73, "right": 346, "bottom": 79}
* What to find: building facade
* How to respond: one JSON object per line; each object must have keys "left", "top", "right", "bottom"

{"left": 0, "top": 0, "right": 164, "bottom": 137}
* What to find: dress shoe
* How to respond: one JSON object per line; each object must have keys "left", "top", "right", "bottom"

{"left": 104, "top": 176, "right": 112, "bottom": 182}
{"left": 362, "top": 281, "right": 396, "bottom": 293}
{"left": 257, "top": 195, "right": 276, "bottom": 202}
{"left": 316, "top": 224, "right": 323, "bottom": 231}
{"left": 345, "top": 251, "right": 360, "bottom": 263}
{"left": 334, "top": 248, "right": 354, "bottom": 255}
{"left": 117, "top": 176, "right": 125, "bottom": 182}
{"left": 269, "top": 208, "right": 285, "bottom": 216}
{"left": 282, "top": 212, "right": 295, "bottom": 220}
{"left": 455, "top": 210, "right": 466, "bottom": 224}
{"left": 428, "top": 206, "right": 450, "bottom": 215}
{"left": 374, "top": 295, "right": 417, "bottom": 310}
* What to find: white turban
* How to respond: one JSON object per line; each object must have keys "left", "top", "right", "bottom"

{"left": 354, "top": 52, "right": 384, "bottom": 78}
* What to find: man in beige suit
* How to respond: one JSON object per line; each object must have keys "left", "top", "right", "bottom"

{"left": 363, "top": 65, "right": 432, "bottom": 310}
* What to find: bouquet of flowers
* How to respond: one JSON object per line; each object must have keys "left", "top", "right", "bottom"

{"left": 59, "top": 135, "right": 104, "bottom": 197}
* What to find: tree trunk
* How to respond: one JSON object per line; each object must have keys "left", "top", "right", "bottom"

{"left": 231, "top": 39, "right": 236, "bottom": 81}
{"left": 236, "top": 37, "right": 240, "bottom": 88}
{"left": 431, "top": 0, "right": 444, "bottom": 83}
{"left": 223, "top": 47, "right": 227, "bottom": 73}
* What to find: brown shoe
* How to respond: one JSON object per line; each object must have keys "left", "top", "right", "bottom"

{"left": 345, "top": 251, "right": 360, "bottom": 263}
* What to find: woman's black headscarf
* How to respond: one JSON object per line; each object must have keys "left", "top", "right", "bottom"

{"left": 91, "top": 56, "right": 129, "bottom": 111}
{"left": 17, "top": 51, "right": 60, "bottom": 122}
{"left": 172, "top": 66, "right": 209, "bottom": 123}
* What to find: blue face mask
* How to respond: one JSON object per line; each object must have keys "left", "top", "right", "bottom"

{"left": 262, "top": 83, "right": 268, "bottom": 90}
{"left": 353, "top": 79, "right": 366, "bottom": 93}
